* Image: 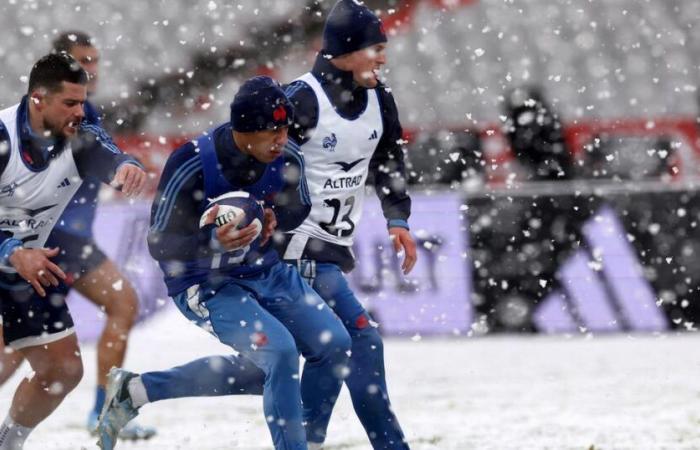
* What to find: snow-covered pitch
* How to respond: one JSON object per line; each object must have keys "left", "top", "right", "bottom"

{"left": 2, "top": 307, "right": 699, "bottom": 450}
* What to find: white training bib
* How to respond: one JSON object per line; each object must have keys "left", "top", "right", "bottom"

{"left": 0, "top": 103, "right": 82, "bottom": 272}
{"left": 291, "top": 72, "right": 383, "bottom": 247}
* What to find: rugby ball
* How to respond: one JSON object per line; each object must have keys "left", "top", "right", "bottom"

{"left": 199, "top": 191, "right": 264, "bottom": 246}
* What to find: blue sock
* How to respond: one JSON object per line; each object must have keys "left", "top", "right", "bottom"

{"left": 93, "top": 385, "right": 106, "bottom": 415}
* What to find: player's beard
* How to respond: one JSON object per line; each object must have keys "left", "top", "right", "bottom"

{"left": 43, "top": 116, "right": 76, "bottom": 139}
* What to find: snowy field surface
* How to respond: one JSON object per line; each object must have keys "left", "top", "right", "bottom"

{"left": 2, "top": 307, "right": 700, "bottom": 450}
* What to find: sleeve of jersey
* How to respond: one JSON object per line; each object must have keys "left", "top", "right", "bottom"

{"left": 147, "top": 144, "right": 214, "bottom": 261}
{"left": 370, "top": 87, "right": 412, "bottom": 230}
{"left": 271, "top": 140, "right": 312, "bottom": 232}
{"left": 283, "top": 80, "right": 318, "bottom": 145}
{"left": 73, "top": 123, "right": 144, "bottom": 184}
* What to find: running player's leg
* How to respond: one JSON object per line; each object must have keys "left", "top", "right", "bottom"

{"left": 0, "top": 283, "right": 83, "bottom": 449}
{"left": 8, "top": 334, "right": 83, "bottom": 426}
{"left": 140, "top": 354, "right": 264, "bottom": 402}
{"left": 255, "top": 263, "right": 352, "bottom": 446}
{"left": 100, "top": 278, "right": 307, "bottom": 450}
{"left": 0, "top": 328, "right": 24, "bottom": 385}
{"left": 46, "top": 230, "right": 152, "bottom": 438}
{"left": 73, "top": 257, "right": 155, "bottom": 439}
{"left": 72, "top": 258, "right": 138, "bottom": 390}
{"left": 312, "top": 262, "right": 408, "bottom": 450}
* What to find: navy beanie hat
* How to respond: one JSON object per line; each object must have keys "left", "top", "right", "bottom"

{"left": 230, "top": 76, "right": 294, "bottom": 133}
{"left": 322, "top": 0, "right": 387, "bottom": 58}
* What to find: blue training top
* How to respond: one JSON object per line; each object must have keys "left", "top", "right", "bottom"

{"left": 147, "top": 122, "right": 292, "bottom": 296}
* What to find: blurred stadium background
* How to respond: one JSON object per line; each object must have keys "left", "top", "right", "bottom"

{"left": 2, "top": 1, "right": 700, "bottom": 448}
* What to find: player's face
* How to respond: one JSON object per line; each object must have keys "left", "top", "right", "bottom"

{"left": 34, "top": 81, "right": 87, "bottom": 138}
{"left": 236, "top": 127, "right": 288, "bottom": 163}
{"left": 348, "top": 43, "right": 387, "bottom": 88}
{"left": 69, "top": 44, "right": 100, "bottom": 95}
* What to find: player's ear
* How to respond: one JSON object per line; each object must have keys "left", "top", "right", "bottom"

{"left": 30, "top": 89, "right": 45, "bottom": 109}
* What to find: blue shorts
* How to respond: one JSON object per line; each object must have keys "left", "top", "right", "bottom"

{"left": 0, "top": 273, "right": 74, "bottom": 349}
{"left": 45, "top": 229, "right": 108, "bottom": 281}
{"left": 0, "top": 231, "right": 101, "bottom": 349}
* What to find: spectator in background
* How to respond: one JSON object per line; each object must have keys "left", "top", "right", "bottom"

{"left": 503, "top": 85, "right": 573, "bottom": 180}
{"left": 0, "top": 31, "right": 155, "bottom": 441}
{"left": 404, "top": 129, "right": 484, "bottom": 186}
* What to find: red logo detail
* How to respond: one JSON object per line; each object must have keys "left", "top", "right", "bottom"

{"left": 22, "top": 151, "right": 33, "bottom": 164}
{"left": 355, "top": 315, "right": 369, "bottom": 329}
{"left": 64, "top": 272, "right": 75, "bottom": 286}
{"left": 379, "top": 21, "right": 386, "bottom": 37}
{"left": 251, "top": 332, "right": 269, "bottom": 347}
{"left": 272, "top": 105, "right": 287, "bottom": 122}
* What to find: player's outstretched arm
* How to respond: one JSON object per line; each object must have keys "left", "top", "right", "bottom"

{"left": 73, "top": 122, "right": 146, "bottom": 188}
{"left": 389, "top": 227, "right": 417, "bottom": 275}
{"left": 8, "top": 247, "right": 67, "bottom": 297}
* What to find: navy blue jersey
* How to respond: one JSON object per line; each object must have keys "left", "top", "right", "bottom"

{"left": 147, "top": 122, "right": 309, "bottom": 296}
{"left": 53, "top": 100, "right": 102, "bottom": 237}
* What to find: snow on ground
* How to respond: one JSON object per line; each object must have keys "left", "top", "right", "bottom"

{"left": 2, "top": 306, "right": 700, "bottom": 450}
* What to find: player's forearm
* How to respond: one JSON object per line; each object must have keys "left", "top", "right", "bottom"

{"left": 369, "top": 148, "right": 411, "bottom": 226}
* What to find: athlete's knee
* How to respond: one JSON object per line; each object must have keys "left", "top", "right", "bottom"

{"left": 104, "top": 282, "right": 139, "bottom": 327}
{"left": 35, "top": 355, "right": 84, "bottom": 395}
{"left": 262, "top": 338, "right": 299, "bottom": 384}
{"left": 272, "top": 337, "right": 299, "bottom": 367}
{"left": 353, "top": 325, "right": 384, "bottom": 355}
{"left": 311, "top": 323, "right": 352, "bottom": 369}
{"left": 329, "top": 326, "right": 352, "bottom": 357}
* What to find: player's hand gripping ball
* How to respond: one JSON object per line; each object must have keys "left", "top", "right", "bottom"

{"left": 199, "top": 191, "right": 264, "bottom": 252}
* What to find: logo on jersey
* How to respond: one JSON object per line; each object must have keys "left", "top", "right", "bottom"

{"left": 322, "top": 133, "right": 338, "bottom": 152}
{"left": 2, "top": 204, "right": 57, "bottom": 217}
{"left": 368, "top": 130, "right": 378, "bottom": 140}
{"left": 323, "top": 175, "right": 364, "bottom": 190}
{"left": 332, "top": 158, "right": 366, "bottom": 173}
{"left": 57, "top": 178, "right": 71, "bottom": 189}
{"left": 0, "top": 182, "right": 17, "bottom": 198}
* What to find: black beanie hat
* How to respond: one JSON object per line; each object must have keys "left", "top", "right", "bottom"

{"left": 322, "top": 0, "right": 387, "bottom": 59}
{"left": 230, "top": 76, "right": 294, "bottom": 133}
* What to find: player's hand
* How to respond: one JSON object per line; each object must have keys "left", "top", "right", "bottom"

{"left": 111, "top": 163, "right": 147, "bottom": 197}
{"left": 203, "top": 205, "right": 259, "bottom": 251}
{"left": 8, "top": 247, "right": 67, "bottom": 297}
{"left": 389, "top": 227, "right": 417, "bottom": 275}
{"left": 260, "top": 208, "right": 277, "bottom": 246}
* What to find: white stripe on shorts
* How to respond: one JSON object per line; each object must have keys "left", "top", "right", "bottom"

{"left": 9, "top": 327, "right": 76, "bottom": 350}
